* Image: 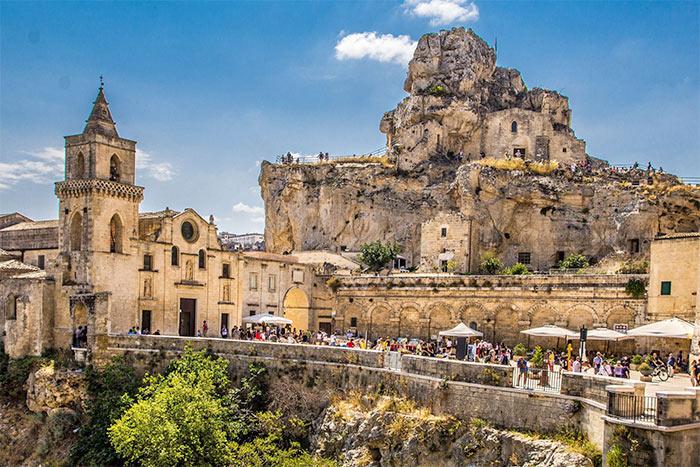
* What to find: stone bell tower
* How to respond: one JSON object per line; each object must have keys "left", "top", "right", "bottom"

{"left": 55, "top": 84, "right": 144, "bottom": 282}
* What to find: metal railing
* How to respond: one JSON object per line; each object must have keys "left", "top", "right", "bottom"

{"left": 513, "top": 367, "right": 562, "bottom": 393}
{"left": 275, "top": 146, "right": 388, "bottom": 165}
{"left": 680, "top": 177, "right": 700, "bottom": 185}
{"left": 608, "top": 393, "right": 658, "bottom": 424}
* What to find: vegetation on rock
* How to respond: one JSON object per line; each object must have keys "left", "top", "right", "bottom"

{"left": 480, "top": 252, "right": 503, "bottom": 275}
{"left": 559, "top": 253, "right": 589, "bottom": 270}
{"left": 358, "top": 240, "right": 400, "bottom": 271}
{"left": 625, "top": 278, "right": 647, "bottom": 299}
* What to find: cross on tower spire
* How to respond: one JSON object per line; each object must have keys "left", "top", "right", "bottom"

{"left": 83, "top": 81, "right": 118, "bottom": 137}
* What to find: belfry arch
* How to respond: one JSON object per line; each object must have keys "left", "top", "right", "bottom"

{"left": 283, "top": 287, "right": 310, "bottom": 331}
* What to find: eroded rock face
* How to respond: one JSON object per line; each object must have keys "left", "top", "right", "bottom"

{"left": 381, "top": 28, "right": 580, "bottom": 169}
{"left": 312, "top": 403, "right": 593, "bottom": 467}
{"left": 26, "top": 365, "right": 87, "bottom": 414}
{"left": 260, "top": 160, "right": 700, "bottom": 270}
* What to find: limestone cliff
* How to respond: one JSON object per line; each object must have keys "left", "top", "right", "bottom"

{"left": 260, "top": 159, "right": 700, "bottom": 270}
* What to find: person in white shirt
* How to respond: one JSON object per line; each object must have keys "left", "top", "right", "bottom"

{"left": 598, "top": 361, "right": 612, "bottom": 377}
{"left": 572, "top": 357, "right": 582, "bottom": 372}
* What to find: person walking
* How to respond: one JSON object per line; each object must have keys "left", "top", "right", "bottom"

{"left": 221, "top": 326, "right": 228, "bottom": 339}
{"left": 202, "top": 320, "right": 208, "bottom": 337}
{"left": 517, "top": 357, "right": 528, "bottom": 386}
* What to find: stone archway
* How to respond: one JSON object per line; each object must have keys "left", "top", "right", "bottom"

{"left": 566, "top": 307, "right": 596, "bottom": 331}
{"left": 369, "top": 306, "right": 394, "bottom": 340}
{"left": 494, "top": 306, "right": 519, "bottom": 345}
{"left": 428, "top": 305, "right": 452, "bottom": 340}
{"left": 398, "top": 306, "right": 423, "bottom": 340}
{"left": 283, "top": 287, "right": 310, "bottom": 332}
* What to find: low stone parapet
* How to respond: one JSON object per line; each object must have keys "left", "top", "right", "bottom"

{"left": 656, "top": 388, "right": 700, "bottom": 426}
{"left": 400, "top": 354, "right": 513, "bottom": 387}
{"left": 562, "top": 371, "right": 644, "bottom": 404}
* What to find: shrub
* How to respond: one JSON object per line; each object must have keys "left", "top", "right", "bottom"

{"left": 631, "top": 354, "right": 643, "bottom": 365}
{"left": 504, "top": 262, "right": 530, "bottom": 275}
{"left": 0, "top": 352, "right": 48, "bottom": 400}
{"left": 559, "top": 253, "right": 589, "bottom": 270}
{"left": 625, "top": 278, "right": 646, "bottom": 299}
{"left": 617, "top": 260, "right": 648, "bottom": 274}
{"left": 480, "top": 252, "right": 503, "bottom": 275}
{"left": 513, "top": 343, "right": 527, "bottom": 356}
{"left": 530, "top": 346, "right": 544, "bottom": 367}
{"left": 427, "top": 84, "right": 447, "bottom": 96}
{"left": 325, "top": 277, "right": 342, "bottom": 293}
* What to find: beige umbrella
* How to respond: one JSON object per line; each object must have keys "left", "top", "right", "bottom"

{"left": 627, "top": 318, "right": 695, "bottom": 339}
{"left": 584, "top": 328, "right": 633, "bottom": 341}
{"left": 439, "top": 322, "right": 483, "bottom": 337}
{"left": 521, "top": 325, "right": 578, "bottom": 338}
{"left": 242, "top": 313, "right": 293, "bottom": 325}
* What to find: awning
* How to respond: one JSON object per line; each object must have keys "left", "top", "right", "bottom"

{"left": 520, "top": 325, "right": 578, "bottom": 338}
{"left": 583, "top": 328, "right": 633, "bottom": 341}
{"left": 241, "top": 313, "right": 293, "bottom": 325}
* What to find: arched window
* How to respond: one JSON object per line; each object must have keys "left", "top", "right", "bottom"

{"left": 109, "top": 214, "right": 123, "bottom": 253}
{"left": 110, "top": 155, "right": 121, "bottom": 182}
{"left": 198, "top": 249, "right": 206, "bottom": 269}
{"left": 171, "top": 246, "right": 179, "bottom": 266}
{"left": 70, "top": 213, "right": 82, "bottom": 251}
{"left": 469, "top": 321, "right": 478, "bottom": 330}
{"left": 76, "top": 152, "right": 85, "bottom": 179}
{"left": 511, "top": 121, "right": 517, "bottom": 133}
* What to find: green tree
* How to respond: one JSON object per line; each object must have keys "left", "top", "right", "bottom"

{"left": 559, "top": 253, "right": 589, "bottom": 270}
{"left": 108, "top": 345, "right": 235, "bottom": 467}
{"left": 625, "top": 278, "right": 646, "bottom": 299}
{"left": 504, "top": 263, "right": 530, "bottom": 275}
{"left": 358, "top": 240, "right": 400, "bottom": 271}
{"left": 530, "top": 346, "right": 544, "bottom": 367}
{"left": 70, "top": 356, "right": 140, "bottom": 466}
{"left": 480, "top": 252, "right": 503, "bottom": 275}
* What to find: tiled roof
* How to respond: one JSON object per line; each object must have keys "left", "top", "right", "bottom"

{"left": 1, "top": 220, "right": 59, "bottom": 231}
{"left": 0, "top": 259, "right": 40, "bottom": 272}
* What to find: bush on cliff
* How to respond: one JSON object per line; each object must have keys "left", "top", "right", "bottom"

{"left": 480, "top": 252, "right": 503, "bottom": 275}
{"left": 558, "top": 253, "right": 589, "bottom": 270}
{"left": 70, "top": 356, "right": 140, "bottom": 467}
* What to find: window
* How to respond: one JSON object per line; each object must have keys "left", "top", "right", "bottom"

{"left": 141, "top": 310, "right": 152, "bottom": 333}
{"left": 37, "top": 255, "right": 45, "bottom": 270}
{"left": 517, "top": 252, "right": 531, "bottom": 264}
{"left": 661, "top": 281, "right": 672, "bottom": 296}
{"left": 109, "top": 155, "right": 121, "bottom": 182}
{"left": 6, "top": 294, "right": 17, "bottom": 320}
{"left": 440, "top": 227, "right": 447, "bottom": 238}
{"left": 249, "top": 309, "right": 256, "bottom": 317}
{"left": 628, "top": 239, "right": 640, "bottom": 254}
{"left": 556, "top": 251, "right": 565, "bottom": 264}
{"left": 350, "top": 317, "right": 358, "bottom": 327}
{"left": 440, "top": 260, "right": 448, "bottom": 272}
{"left": 109, "top": 214, "right": 123, "bottom": 253}
{"left": 268, "top": 274, "right": 276, "bottom": 292}
{"left": 221, "top": 313, "right": 229, "bottom": 330}
{"left": 511, "top": 121, "right": 517, "bottom": 133}
{"left": 249, "top": 273, "right": 258, "bottom": 290}
{"left": 198, "top": 249, "right": 206, "bottom": 269}
{"left": 70, "top": 213, "right": 82, "bottom": 251}
{"left": 181, "top": 221, "right": 196, "bottom": 242}
{"left": 222, "top": 263, "right": 230, "bottom": 278}
{"left": 171, "top": 246, "right": 179, "bottom": 266}
{"left": 562, "top": 147, "right": 567, "bottom": 153}
{"left": 143, "top": 254, "right": 153, "bottom": 271}
{"left": 469, "top": 321, "right": 477, "bottom": 330}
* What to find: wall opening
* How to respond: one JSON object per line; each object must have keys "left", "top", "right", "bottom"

{"left": 283, "top": 287, "right": 310, "bottom": 331}
{"left": 109, "top": 214, "right": 123, "bottom": 253}
{"left": 70, "top": 213, "right": 83, "bottom": 251}
{"left": 109, "top": 154, "right": 121, "bottom": 182}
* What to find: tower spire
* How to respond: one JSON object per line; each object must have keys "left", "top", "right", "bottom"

{"left": 83, "top": 79, "right": 118, "bottom": 137}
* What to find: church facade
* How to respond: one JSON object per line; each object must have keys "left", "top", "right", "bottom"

{"left": 0, "top": 88, "right": 330, "bottom": 357}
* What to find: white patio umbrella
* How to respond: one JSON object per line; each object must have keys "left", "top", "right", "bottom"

{"left": 241, "top": 313, "right": 293, "bottom": 325}
{"left": 520, "top": 325, "right": 578, "bottom": 338}
{"left": 439, "top": 322, "right": 483, "bottom": 337}
{"left": 626, "top": 318, "right": 695, "bottom": 339}
{"left": 583, "top": 328, "right": 633, "bottom": 341}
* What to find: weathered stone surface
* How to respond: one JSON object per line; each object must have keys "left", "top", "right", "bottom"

{"left": 25, "top": 365, "right": 87, "bottom": 414}
{"left": 260, "top": 160, "right": 700, "bottom": 270}
{"left": 312, "top": 399, "right": 594, "bottom": 467}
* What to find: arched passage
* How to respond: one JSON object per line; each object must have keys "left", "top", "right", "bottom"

{"left": 110, "top": 154, "right": 121, "bottom": 182}
{"left": 70, "top": 213, "right": 82, "bottom": 251}
{"left": 399, "top": 306, "right": 423, "bottom": 340}
{"left": 567, "top": 307, "right": 595, "bottom": 331}
{"left": 428, "top": 305, "right": 452, "bottom": 340}
{"left": 494, "top": 306, "right": 519, "bottom": 345}
{"left": 283, "top": 287, "right": 309, "bottom": 332}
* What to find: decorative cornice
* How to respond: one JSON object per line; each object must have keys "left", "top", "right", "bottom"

{"left": 55, "top": 179, "right": 144, "bottom": 202}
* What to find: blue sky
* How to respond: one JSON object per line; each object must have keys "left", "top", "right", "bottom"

{"left": 1, "top": 1, "right": 698, "bottom": 234}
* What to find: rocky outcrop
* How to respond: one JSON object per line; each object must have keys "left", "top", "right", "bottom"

{"left": 312, "top": 398, "right": 594, "bottom": 466}
{"left": 260, "top": 159, "right": 700, "bottom": 269}
{"left": 25, "top": 365, "right": 87, "bottom": 414}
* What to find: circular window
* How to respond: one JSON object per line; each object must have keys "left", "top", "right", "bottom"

{"left": 181, "top": 221, "right": 197, "bottom": 242}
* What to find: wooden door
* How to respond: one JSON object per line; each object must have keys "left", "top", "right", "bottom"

{"left": 179, "top": 298, "right": 196, "bottom": 336}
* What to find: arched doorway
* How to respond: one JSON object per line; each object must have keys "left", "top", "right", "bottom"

{"left": 74, "top": 302, "right": 88, "bottom": 347}
{"left": 283, "top": 287, "right": 309, "bottom": 332}
{"left": 428, "top": 305, "right": 452, "bottom": 340}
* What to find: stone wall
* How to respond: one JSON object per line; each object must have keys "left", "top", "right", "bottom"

{"left": 332, "top": 273, "right": 646, "bottom": 345}
{"left": 401, "top": 354, "right": 513, "bottom": 387}
{"left": 561, "top": 372, "right": 645, "bottom": 404}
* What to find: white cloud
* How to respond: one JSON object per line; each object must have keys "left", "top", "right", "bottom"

{"left": 403, "top": 0, "right": 479, "bottom": 26}
{"left": 232, "top": 202, "right": 264, "bottom": 215}
{"left": 0, "top": 146, "right": 64, "bottom": 190}
{"left": 251, "top": 216, "right": 265, "bottom": 224}
{"left": 335, "top": 32, "right": 417, "bottom": 66}
{"left": 135, "top": 149, "right": 175, "bottom": 181}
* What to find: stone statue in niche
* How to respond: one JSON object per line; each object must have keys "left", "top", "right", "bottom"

{"left": 185, "top": 260, "right": 194, "bottom": 281}
{"left": 143, "top": 277, "right": 152, "bottom": 298}
{"left": 223, "top": 284, "right": 230, "bottom": 302}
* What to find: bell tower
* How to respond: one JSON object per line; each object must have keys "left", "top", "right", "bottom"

{"left": 56, "top": 84, "right": 143, "bottom": 262}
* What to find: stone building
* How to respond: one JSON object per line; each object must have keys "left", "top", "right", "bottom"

{"left": 0, "top": 88, "right": 327, "bottom": 357}
{"left": 419, "top": 212, "right": 474, "bottom": 273}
